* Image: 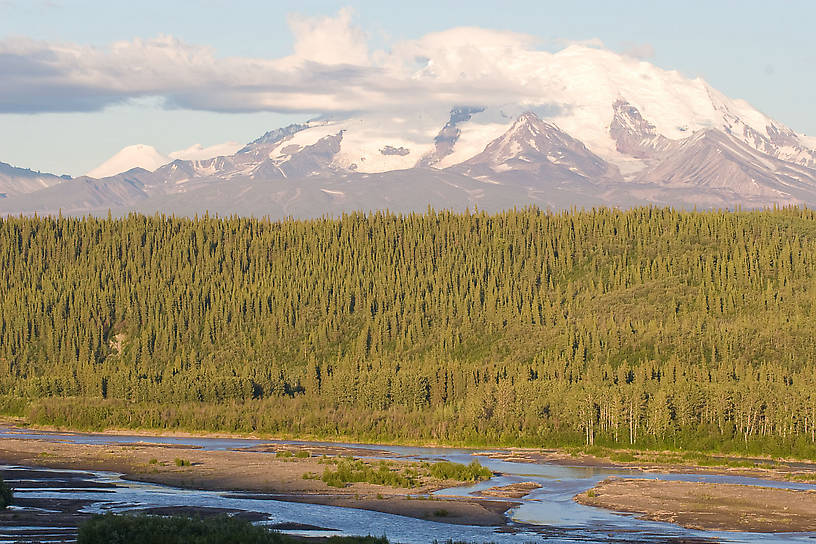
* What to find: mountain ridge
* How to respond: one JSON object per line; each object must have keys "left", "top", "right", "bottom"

{"left": 3, "top": 45, "right": 816, "bottom": 217}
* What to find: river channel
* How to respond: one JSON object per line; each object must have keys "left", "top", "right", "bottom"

{"left": 2, "top": 426, "right": 815, "bottom": 543}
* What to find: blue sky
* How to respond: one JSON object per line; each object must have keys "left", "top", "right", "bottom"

{"left": 1, "top": 0, "right": 814, "bottom": 176}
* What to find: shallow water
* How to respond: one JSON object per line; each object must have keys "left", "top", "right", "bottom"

{"left": 2, "top": 426, "right": 816, "bottom": 543}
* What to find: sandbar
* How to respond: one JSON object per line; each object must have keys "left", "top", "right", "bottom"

{"left": 0, "top": 436, "right": 511, "bottom": 527}
{"left": 575, "top": 477, "right": 816, "bottom": 532}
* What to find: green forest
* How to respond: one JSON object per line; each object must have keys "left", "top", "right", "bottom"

{"left": 2, "top": 207, "right": 816, "bottom": 457}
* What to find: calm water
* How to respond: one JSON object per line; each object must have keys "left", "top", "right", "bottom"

{"left": 2, "top": 425, "right": 815, "bottom": 543}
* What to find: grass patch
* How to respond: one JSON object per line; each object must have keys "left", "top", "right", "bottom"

{"left": 787, "top": 474, "right": 816, "bottom": 482}
{"left": 78, "top": 513, "right": 283, "bottom": 544}
{"left": 174, "top": 458, "right": 191, "bottom": 467}
{"left": 321, "top": 458, "right": 418, "bottom": 488}
{"left": 608, "top": 452, "right": 637, "bottom": 463}
{"left": 428, "top": 461, "right": 492, "bottom": 482}
{"left": 319, "top": 458, "right": 492, "bottom": 489}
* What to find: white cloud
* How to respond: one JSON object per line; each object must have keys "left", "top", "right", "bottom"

{"left": 621, "top": 42, "right": 655, "bottom": 60}
{"left": 287, "top": 7, "right": 369, "bottom": 66}
{"left": 0, "top": 8, "right": 638, "bottom": 118}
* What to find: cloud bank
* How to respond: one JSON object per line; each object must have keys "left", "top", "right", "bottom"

{"left": 0, "top": 8, "right": 649, "bottom": 117}
{"left": 0, "top": 9, "right": 573, "bottom": 115}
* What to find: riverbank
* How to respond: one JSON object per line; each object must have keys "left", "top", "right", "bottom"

{"left": 0, "top": 435, "right": 512, "bottom": 527}
{"left": 575, "top": 477, "right": 816, "bottom": 532}
{"left": 8, "top": 423, "right": 816, "bottom": 536}
{"left": 0, "top": 415, "right": 461, "bottom": 449}
{"left": 477, "top": 447, "right": 816, "bottom": 483}
{"left": 7, "top": 416, "right": 816, "bottom": 480}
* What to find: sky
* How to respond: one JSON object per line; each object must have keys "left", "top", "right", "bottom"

{"left": 1, "top": 0, "right": 814, "bottom": 177}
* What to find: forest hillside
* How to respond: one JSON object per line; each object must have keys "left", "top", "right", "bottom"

{"left": 2, "top": 207, "right": 816, "bottom": 457}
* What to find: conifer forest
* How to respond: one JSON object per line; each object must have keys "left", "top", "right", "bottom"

{"left": 2, "top": 207, "right": 816, "bottom": 457}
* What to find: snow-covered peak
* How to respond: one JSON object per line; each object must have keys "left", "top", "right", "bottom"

{"left": 58, "top": 41, "right": 816, "bottom": 214}
{"left": 609, "top": 99, "right": 675, "bottom": 161}
{"left": 283, "top": 44, "right": 816, "bottom": 177}
{"left": 486, "top": 112, "right": 590, "bottom": 162}
{"left": 455, "top": 112, "right": 615, "bottom": 184}
{"left": 79, "top": 43, "right": 816, "bottom": 183}
{"left": 87, "top": 145, "right": 170, "bottom": 179}
{"left": 87, "top": 141, "right": 247, "bottom": 179}
{"left": 239, "top": 124, "right": 310, "bottom": 153}
{"left": 482, "top": 44, "right": 812, "bottom": 170}
{"left": 506, "top": 112, "right": 562, "bottom": 141}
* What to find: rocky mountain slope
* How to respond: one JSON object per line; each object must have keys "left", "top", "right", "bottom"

{"left": 0, "top": 162, "right": 68, "bottom": 199}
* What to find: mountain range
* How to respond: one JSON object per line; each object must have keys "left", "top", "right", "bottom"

{"left": 3, "top": 45, "right": 816, "bottom": 218}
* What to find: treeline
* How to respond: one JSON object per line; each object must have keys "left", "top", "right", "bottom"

{"left": 2, "top": 207, "right": 816, "bottom": 456}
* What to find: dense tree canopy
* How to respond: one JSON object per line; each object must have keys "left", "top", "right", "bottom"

{"left": 2, "top": 207, "right": 816, "bottom": 456}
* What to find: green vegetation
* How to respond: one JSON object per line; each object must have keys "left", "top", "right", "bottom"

{"left": 0, "top": 477, "right": 12, "bottom": 509}
{"left": 78, "top": 514, "right": 282, "bottom": 544}
{"left": 607, "top": 451, "right": 637, "bottom": 463}
{"left": 321, "top": 457, "right": 419, "bottom": 488}
{"left": 428, "top": 461, "right": 492, "bottom": 482}
{"left": 4, "top": 207, "right": 816, "bottom": 458}
{"left": 174, "top": 458, "right": 191, "bottom": 467}
{"left": 314, "top": 457, "right": 490, "bottom": 488}
{"left": 786, "top": 474, "right": 816, "bottom": 482}
{"left": 77, "top": 513, "right": 388, "bottom": 544}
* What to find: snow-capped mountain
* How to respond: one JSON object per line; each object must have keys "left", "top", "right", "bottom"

{"left": 3, "top": 45, "right": 816, "bottom": 217}
{"left": 453, "top": 112, "right": 618, "bottom": 187}
{"left": 87, "top": 145, "right": 171, "bottom": 179}
{"left": 86, "top": 142, "right": 244, "bottom": 179}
